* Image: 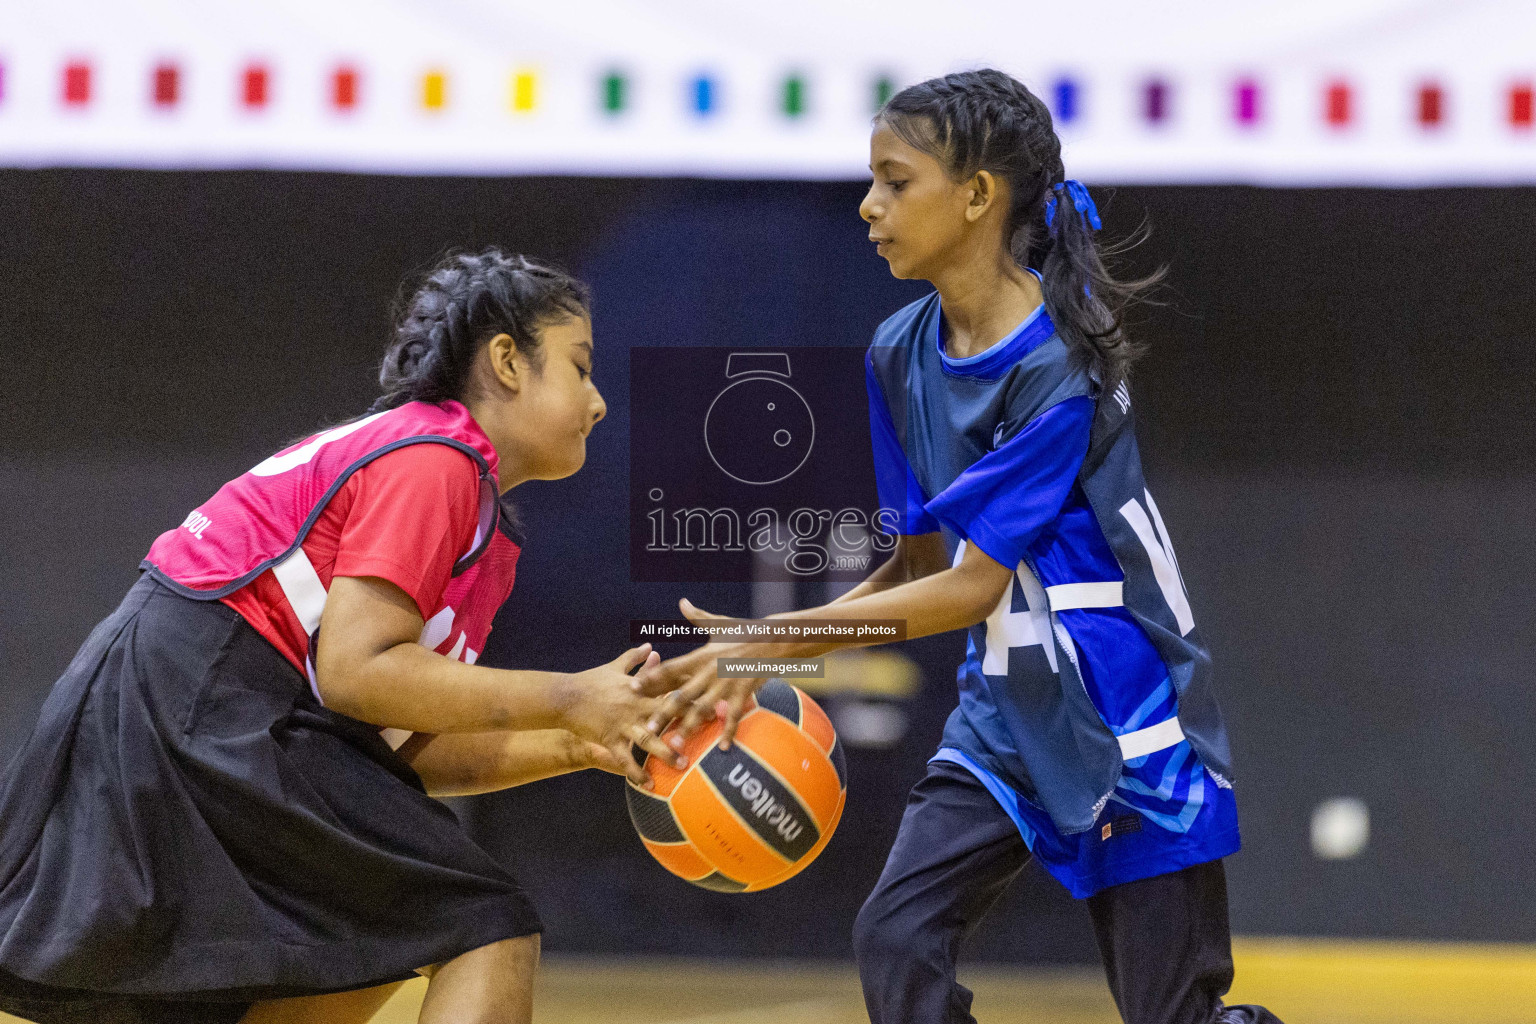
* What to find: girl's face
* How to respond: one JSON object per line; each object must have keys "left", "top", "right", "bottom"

{"left": 510, "top": 315, "right": 606, "bottom": 481}
{"left": 859, "top": 123, "right": 975, "bottom": 281}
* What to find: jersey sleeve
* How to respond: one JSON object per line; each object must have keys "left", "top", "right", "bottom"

{"left": 924, "top": 395, "right": 1094, "bottom": 568}
{"left": 332, "top": 442, "right": 484, "bottom": 620}
{"left": 867, "top": 354, "right": 940, "bottom": 535}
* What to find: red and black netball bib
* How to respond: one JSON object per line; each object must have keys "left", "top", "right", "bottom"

{"left": 144, "top": 401, "right": 522, "bottom": 737}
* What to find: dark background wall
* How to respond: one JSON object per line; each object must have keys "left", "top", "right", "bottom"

{"left": 1, "top": 171, "right": 1533, "bottom": 962}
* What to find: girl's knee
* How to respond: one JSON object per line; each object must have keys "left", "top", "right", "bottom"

{"left": 487, "top": 932, "right": 541, "bottom": 963}
{"left": 419, "top": 933, "right": 538, "bottom": 979}
{"left": 417, "top": 934, "right": 541, "bottom": 1024}
{"left": 855, "top": 890, "right": 959, "bottom": 981}
{"left": 853, "top": 892, "right": 908, "bottom": 964}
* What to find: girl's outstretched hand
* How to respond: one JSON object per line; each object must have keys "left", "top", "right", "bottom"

{"left": 641, "top": 599, "right": 768, "bottom": 752}
{"left": 630, "top": 634, "right": 712, "bottom": 698}
{"left": 560, "top": 643, "right": 687, "bottom": 788}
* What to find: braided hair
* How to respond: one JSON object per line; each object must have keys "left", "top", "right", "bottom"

{"left": 878, "top": 69, "right": 1159, "bottom": 388}
{"left": 371, "top": 249, "right": 591, "bottom": 414}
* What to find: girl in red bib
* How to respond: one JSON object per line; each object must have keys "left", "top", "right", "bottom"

{"left": 0, "top": 250, "right": 682, "bottom": 1024}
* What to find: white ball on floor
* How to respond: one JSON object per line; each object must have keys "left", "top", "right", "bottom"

{"left": 1311, "top": 797, "right": 1369, "bottom": 859}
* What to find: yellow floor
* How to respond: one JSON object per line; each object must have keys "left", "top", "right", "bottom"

{"left": 389, "top": 937, "right": 1536, "bottom": 1024}
{"left": 5, "top": 938, "right": 1534, "bottom": 1023}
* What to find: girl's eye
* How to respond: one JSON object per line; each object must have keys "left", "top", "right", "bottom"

{"left": 578, "top": 366, "right": 592, "bottom": 380}
{"left": 887, "top": 180, "right": 908, "bottom": 193}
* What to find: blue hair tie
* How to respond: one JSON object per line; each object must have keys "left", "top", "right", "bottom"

{"left": 1044, "top": 179, "right": 1102, "bottom": 237}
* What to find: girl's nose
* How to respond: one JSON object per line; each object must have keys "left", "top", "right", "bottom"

{"left": 859, "top": 190, "right": 879, "bottom": 223}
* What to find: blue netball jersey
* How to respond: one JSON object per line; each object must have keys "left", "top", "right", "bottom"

{"left": 866, "top": 292, "right": 1241, "bottom": 898}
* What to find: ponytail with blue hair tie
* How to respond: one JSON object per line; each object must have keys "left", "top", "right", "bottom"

{"left": 1044, "top": 179, "right": 1102, "bottom": 237}
{"left": 876, "top": 69, "right": 1156, "bottom": 389}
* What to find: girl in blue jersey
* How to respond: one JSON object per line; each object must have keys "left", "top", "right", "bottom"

{"left": 645, "top": 70, "right": 1282, "bottom": 1024}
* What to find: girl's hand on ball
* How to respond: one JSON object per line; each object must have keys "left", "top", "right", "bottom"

{"left": 645, "top": 599, "right": 767, "bottom": 751}
{"left": 562, "top": 644, "right": 686, "bottom": 787}
{"left": 574, "top": 736, "right": 626, "bottom": 776}
{"left": 701, "top": 679, "right": 763, "bottom": 751}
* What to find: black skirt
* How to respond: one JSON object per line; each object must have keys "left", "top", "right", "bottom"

{"left": 0, "top": 576, "right": 541, "bottom": 1023}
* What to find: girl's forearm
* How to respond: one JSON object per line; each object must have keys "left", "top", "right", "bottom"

{"left": 320, "top": 643, "right": 576, "bottom": 735}
{"left": 827, "top": 549, "right": 910, "bottom": 605}
{"left": 827, "top": 533, "right": 949, "bottom": 606}
{"left": 641, "top": 554, "right": 1014, "bottom": 740}
{"left": 401, "top": 730, "right": 594, "bottom": 797}
{"left": 315, "top": 577, "right": 675, "bottom": 786}
{"left": 645, "top": 541, "right": 1004, "bottom": 702}
{"left": 764, "top": 559, "right": 1008, "bottom": 658}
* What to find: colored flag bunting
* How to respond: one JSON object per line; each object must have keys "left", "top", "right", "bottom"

{"left": 242, "top": 64, "right": 269, "bottom": 110}
{"left": 511, "top": 70, "right": 536, "bottom": 112}
{"left": 422, "top": 69, "right": 446, "bottom": 111}
{"left": 1326, "top": 81, "right": 1352, "bottom": 128}
{"left": 783, "top": 75, "right": 805, "bottom": 117}
{"left": 1053, "top": 78, "right": 1078, "bottom": 124}
{"left": 1143, "top": 78, "right": 1170, "bottom": 124}
{"left": 1235, "top": 79, "right": 1260, "bottom": 126}
{"left": 23, "top": 59, "right": 1536, "bottom": 135}
{"left": 873, "top": 75, "right": 894, "bottom": 112}
{"left": 1511, "top": 83, "right": 1533, "bottom": 128}
{"left": 603, "top": 71, "right": 626, "bottom": 113}
{"left": 1418, "top": 82, "right": 1444, "bottom": 127}
{"left": 153, "top": 63, "right": 179, "bottom": 108}
{"left": 5, "top": 48, "right": 1534, "bottom": 184}
{"left": 333, "top": 66, "right": 358, "bottom": 111}
{"left": 63, "top": 62, "right": 91, "bottom": 106}
{"left": 692, "top": 74, "right": 715, "bottom": 116}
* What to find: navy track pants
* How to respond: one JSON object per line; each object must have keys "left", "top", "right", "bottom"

{"left": 853, "top": 759, "right": 1283, "bottom": 1024}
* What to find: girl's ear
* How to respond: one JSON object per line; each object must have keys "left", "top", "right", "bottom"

{"left": 486, "top": 332, "right": 521, "bottom": 394}
{"left": 965, "top": 170, "right": 999, "bottom": 223}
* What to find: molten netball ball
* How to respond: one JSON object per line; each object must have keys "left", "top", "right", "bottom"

{"left": 626, "top": 680, "right": 847, "bottom": 892}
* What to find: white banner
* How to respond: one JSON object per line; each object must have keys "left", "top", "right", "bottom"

{"left": 1, "top": 0, "right": 1533, "bottom": 184}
